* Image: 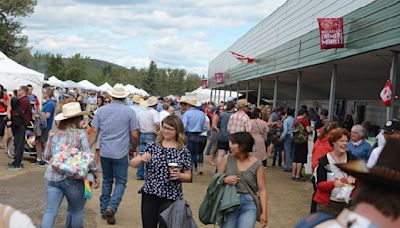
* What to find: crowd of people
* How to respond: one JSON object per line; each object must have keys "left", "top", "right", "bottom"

{"left": 1, "top": 81, "right": 399, "bottom": 228}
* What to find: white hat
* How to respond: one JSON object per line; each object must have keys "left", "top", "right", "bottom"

{"left": 181, "top": 96, "right": 200, "bottom": 107}
{"left": 145, "top": 96, "right": 158, "bottom": 107}
{"left": 108, "top": 83, "right": 130, "bottom": 98}
{"left": 54, "top": 102, "right": 89, "bottom": 121}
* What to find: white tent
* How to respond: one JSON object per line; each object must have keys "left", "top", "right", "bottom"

{"left": 45, "top": 76, "right": 67, "bottom": 88}
{"left": 0, "top": 51, "right": 44, "bottom": 103}
{"left": 98, "top": 82, "right": 113, "bottom": 92}
{"left": 186, "top": 87, "right": 240, "bottom": 103}
{"left": 64, "top": 80, "right": 82, "bottom": 89}
{"left": 78, "top": 80, "right": 98, "bottom": 91}
{"left": 124, "top": 84, "right": 138, "bottom": 94}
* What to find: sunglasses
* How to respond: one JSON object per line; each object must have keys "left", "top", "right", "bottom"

{"left": 104, "top": 100, "right": 110, "bottom": 103}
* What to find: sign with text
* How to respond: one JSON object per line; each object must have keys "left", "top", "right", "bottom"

{"left": 215, "top": 72, "right": 224, "bottom": 84}
{"left": 318, "top": 18, "right": 344, "bottom": 49}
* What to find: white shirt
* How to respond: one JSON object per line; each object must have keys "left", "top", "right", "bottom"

{"left": 159, "top": 110, "right": 170, "bottom": 124}
{"left": 138, "top": 107, "right": 159, "bottom": 133}
{"left": 200, "top": 114, "right": 210, "bottom": 136}
{"left": 367, "top": 146, "right": 383, "bottom": 168}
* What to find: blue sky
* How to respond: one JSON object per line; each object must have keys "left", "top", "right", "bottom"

{"left": 22, "top": 0, "right": 286, "bottom": 75}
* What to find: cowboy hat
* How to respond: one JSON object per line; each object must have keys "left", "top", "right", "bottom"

{"left": 108, "top": 83, "right": 130, "bottom": 98}
{"left": 132, "top": 94, "right": 141, "bottom": 104}
{"left": 54, "top": 102, "right": 89, "bottom": 121}
{"left": 236, "top": 99, "right": 249, "bottom": 108}
{"left": 180, "top": 96, "right": 200, "bottom": 107}
{"left": 337, "top": 138, "right": 400, "bottom": 189}
{"left": 145, "top": 96, "right": 158, "bottom": 107}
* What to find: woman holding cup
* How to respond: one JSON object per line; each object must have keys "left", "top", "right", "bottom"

{"left": 131, "top": 115, "right": 192, "bottom": 228}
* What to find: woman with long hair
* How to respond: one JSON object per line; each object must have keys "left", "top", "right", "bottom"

{"left": 41, "top": 102, "right": 98, "bottom": 228}
{"left": 248, "top": 108, "right": 269, "bottom": 166}
{"left": 130, "top": 115, "right": 192, "bottom": 228}
{"left": 218, "top": 132, "right": 268, "bottom": 227}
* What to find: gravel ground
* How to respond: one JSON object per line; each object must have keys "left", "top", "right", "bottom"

{"left": 0, "top": 150, "right": 312, "bottom": 228}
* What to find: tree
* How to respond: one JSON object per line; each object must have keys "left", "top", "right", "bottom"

{"left": 0, "top": 0, "right": 37, "bottom": 57}
{"left": 184, "top": 73, "right": 202, "bottom": 92}
{"left": 142, "top": 61, "right": 158, "bottom": 95}
{"left": 63, "top": 53, "right": 89, "bottom": 81}
{"left": 46, "top": 54, "right": 65, "bottom": 78}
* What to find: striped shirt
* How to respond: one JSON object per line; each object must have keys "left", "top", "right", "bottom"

{"left": 91, "top": 100, "right": 138, "bottom": 159}
{"left": 44, "top": 128, "right": 96, "bottom": 182}
{"left": 227, "top": 110, "right": 252, "bottom": 134}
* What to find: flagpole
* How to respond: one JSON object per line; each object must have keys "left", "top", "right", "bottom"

{"left": 387, "top": 51, "right": 398, "bottom": 121}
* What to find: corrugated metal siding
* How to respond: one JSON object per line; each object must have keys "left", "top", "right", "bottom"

{"left": 208, "top": 0, "right": 400, "bottom": 87}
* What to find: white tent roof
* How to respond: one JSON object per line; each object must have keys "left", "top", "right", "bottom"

{"left": 78, "top": 80, "right": 98, "bottom": 91}
{"left": 45, "top": 76, "right": 67, "bottom": 88}
{"left": 98, "top": 82, "right": 113, "bottom": 92}
{"left": 124, "top": 84, "right": 138, "bottom": 94}
{"left": 0, "top": 51, "right": 44, "bottom": 103}
{"left": 64, "top": 80, "right": 82, "bottom": 89}
{"left": 186, "top": 87, "right": 241, "bottom": 103}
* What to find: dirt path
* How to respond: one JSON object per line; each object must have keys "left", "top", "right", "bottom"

{"left": 0, "top": 151, "right": 312, "bottom": 228}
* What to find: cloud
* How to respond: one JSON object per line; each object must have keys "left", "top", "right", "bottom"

{"left": 22, "top": 0, "right": 286, "bottom": 74}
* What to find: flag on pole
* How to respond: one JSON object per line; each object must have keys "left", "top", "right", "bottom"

{"left": 380, "top": 80, "right": 393, "bottom": 107}
{"left": 229, "top": 51, "right": 255, "bottom": 63}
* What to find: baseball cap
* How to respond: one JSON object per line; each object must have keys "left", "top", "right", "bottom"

{"left": 383, "top": 119, "right": 400, "bottom": 133}
{"left": 63, "top": 91, "right": 76, "bottom": 100}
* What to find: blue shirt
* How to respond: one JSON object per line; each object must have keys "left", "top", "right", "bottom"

{"left": 281, "top": 115, "right": 294, "bottom": 139}
{"left": 156, "top": 102, "right": 163, "bottom": 112}
{"left": 91, "top": 100, "right": 139, "bottom": 159}
{"left": 42, "top": 99, "right": 55, "bottom": 130}
{"left": 347, "top": 139, "right": 372, "bottom": 161}
{"left": 182, "top": 107, "right": 207, "bottom": 133}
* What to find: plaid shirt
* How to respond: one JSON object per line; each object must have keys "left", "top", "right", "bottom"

{"left": 227, "top": 110, "right": 252, "bottom": 134}
{"left": 44, "top": 128, "right": 96, "bottom": 182}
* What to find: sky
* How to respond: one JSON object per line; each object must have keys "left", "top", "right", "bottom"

{"left": 22, "top": 0, "right": 287, "bottom": 75}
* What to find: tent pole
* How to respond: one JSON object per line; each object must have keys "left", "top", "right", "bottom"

{"left": 295, "top": 71, "right": 302, "bottom": 118}
{"left": 328, "top": 65, "right": 337, "bottom": 121}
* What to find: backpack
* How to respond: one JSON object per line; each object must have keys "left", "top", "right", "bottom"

{"left": 295, "top": 212, "right": 334, "bottom": 228}
{"left": 292, "top": 121, "right": 308, "bottom": 144}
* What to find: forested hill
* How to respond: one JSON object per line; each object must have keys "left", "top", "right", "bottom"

{"left": 16, "top": 52, "right": 201, "bottom": 96}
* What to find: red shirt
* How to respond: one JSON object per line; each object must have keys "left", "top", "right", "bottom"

{"left": 0, "top": 94, "right": 9, "bottom": 113}
{"left": 311, "top": 135, "right": 333, "bottom": 171}
{"left": 18, "top": 96, "right": 32, "bottom": 125}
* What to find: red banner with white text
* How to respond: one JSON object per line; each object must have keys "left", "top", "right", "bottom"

{"left": 318, "top": 18, "right": 344, "bottom": 49}
{"left": 215, "top": 72, "right": 224, "bottom": 84}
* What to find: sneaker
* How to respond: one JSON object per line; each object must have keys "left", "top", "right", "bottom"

{"left": 105, "top": 208, "right": 115, "bottom": 225}
{"left": 101, "top": 214, "right": 107, "bottom": 220}
{"left": 8, "top": 164, "right": 22, "bottom": 170}
{"left": 198, "top": 171, "right": 204, "bottom": 175}
{"left": 8, "top": 162, "right": 15, "bottom": 167}
{"left": 296, "top": 176, "right": 306, "bottom": 182}
{"left": 291, "top": 176, "right": 296, "bottom": 181}
{"left": 35, "top": 160, "right": 46, "bottom": 166}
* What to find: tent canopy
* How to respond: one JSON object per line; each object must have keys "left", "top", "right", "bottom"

{"left": 186, "top": 87, "right": 240, "bottom": 103}
{"left": 45, "top": 76, "right": 67, "bottom": 88}
{"left": 98, "top": 82, "right": 113, "bottom": 92}
{"left": 64, "top": 80, "right": 82, "bottom": 89}
{"left": 0, "top": 51, "right": 44, "bottom": 103}
{"left": 78, "top": 80, "right": 98, "bottom": 91}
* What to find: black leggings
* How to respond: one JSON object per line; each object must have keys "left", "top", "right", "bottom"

{"left": 141, "top": 192, "right": 174, "bottom": 228}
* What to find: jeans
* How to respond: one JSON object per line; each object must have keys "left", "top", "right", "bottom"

{"left": 283, "top": 135, "right": 294, "bottom": 171}
{"left": 137, "top": 133, "right": 156, "bottom": 179}
{"left": 12, "top": 125, "right": 25, "bottom": 166}
{"left": 100, "top": 156, "right": 128, "bottom": 215}
{"left": 41, "top": 179, "right": 85, "bottom": 228}
{"left": 272, "top": 143, "right": 283, "bottom": 166}
{"left": 206, "top": 129, "right": 217, "bottom": 155}
{"left": 221, "top": 194, "right": 257, "bottom": 228}
{"left": 186, "top": 132, "right": 201, "bottom": 169}
{"left": 198, "top": 136, "right": 207, "bottom": 164}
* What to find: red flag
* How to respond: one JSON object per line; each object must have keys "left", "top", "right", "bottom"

{"left": 229, "top": 51, "right": 255, "bottom": 63}
{"left": 380, "top": 80, "right": 393, "bottom": 107}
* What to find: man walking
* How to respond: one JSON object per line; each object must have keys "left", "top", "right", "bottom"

{"left": 89, "top": 84, "right": 139, "bottom": 225}
{"left": 136, "top": 96, "right": 160, "bottom": 180}
{"left": 8, "top": 86, "right": 32, "bottom": 170}
{"left": 34, "top": 87, "right": 55, "bottom": 165}
{"left": 227, "top": 99, "right": 251, "bottom": 134}
{"left": 181, "top": 97, "right": 207, "bottom": 175}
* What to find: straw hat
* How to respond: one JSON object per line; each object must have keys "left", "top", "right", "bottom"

{"left": 54, "top": 102, "right": 89, "bottom": 121}
{"left": 337, "top": 138, "right": 400, "bottom": 189}
{"left": 236, "top": 99, "right": 249, "bottom": 108}
{"left": 144, "top": 96, "right": 158, "bottom": 107}
{"left": 132, "top": 94, "right": 141, "bottom": 104}
{"left": 180, "top": 96, "right": 200, "bottom": 107}
{"left": 108, "top": 83, "right": 130, "bottom": 98}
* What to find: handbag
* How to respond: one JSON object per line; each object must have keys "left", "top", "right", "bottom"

{"left": 232, "top": 158, "right": 262, "bottom": 221}
{"left": 52, "top": 143, "right": 94, "bottom": 178}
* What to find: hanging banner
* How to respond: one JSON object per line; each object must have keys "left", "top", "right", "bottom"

{"left": 215, "top": 72, "right": 224, "bottom": 84}
{"left": 318, "top": 18, "right": 344, "bottom": 49}
{"left": 201, "top": 79, "right": 208, "bottom": 89}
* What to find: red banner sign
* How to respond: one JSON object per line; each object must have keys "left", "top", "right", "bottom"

{"left": 318, "top": 18, "right": 344, "bottom": 49}
{"left": 201, "top": 79, "right": 208, "bottom": 89}
{"left": 215, "top": 72, "right": 224, "bottom": 84}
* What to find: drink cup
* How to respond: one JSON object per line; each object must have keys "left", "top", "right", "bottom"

{"left": 168, "top": 162, "right": 179, "bottom": 173}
